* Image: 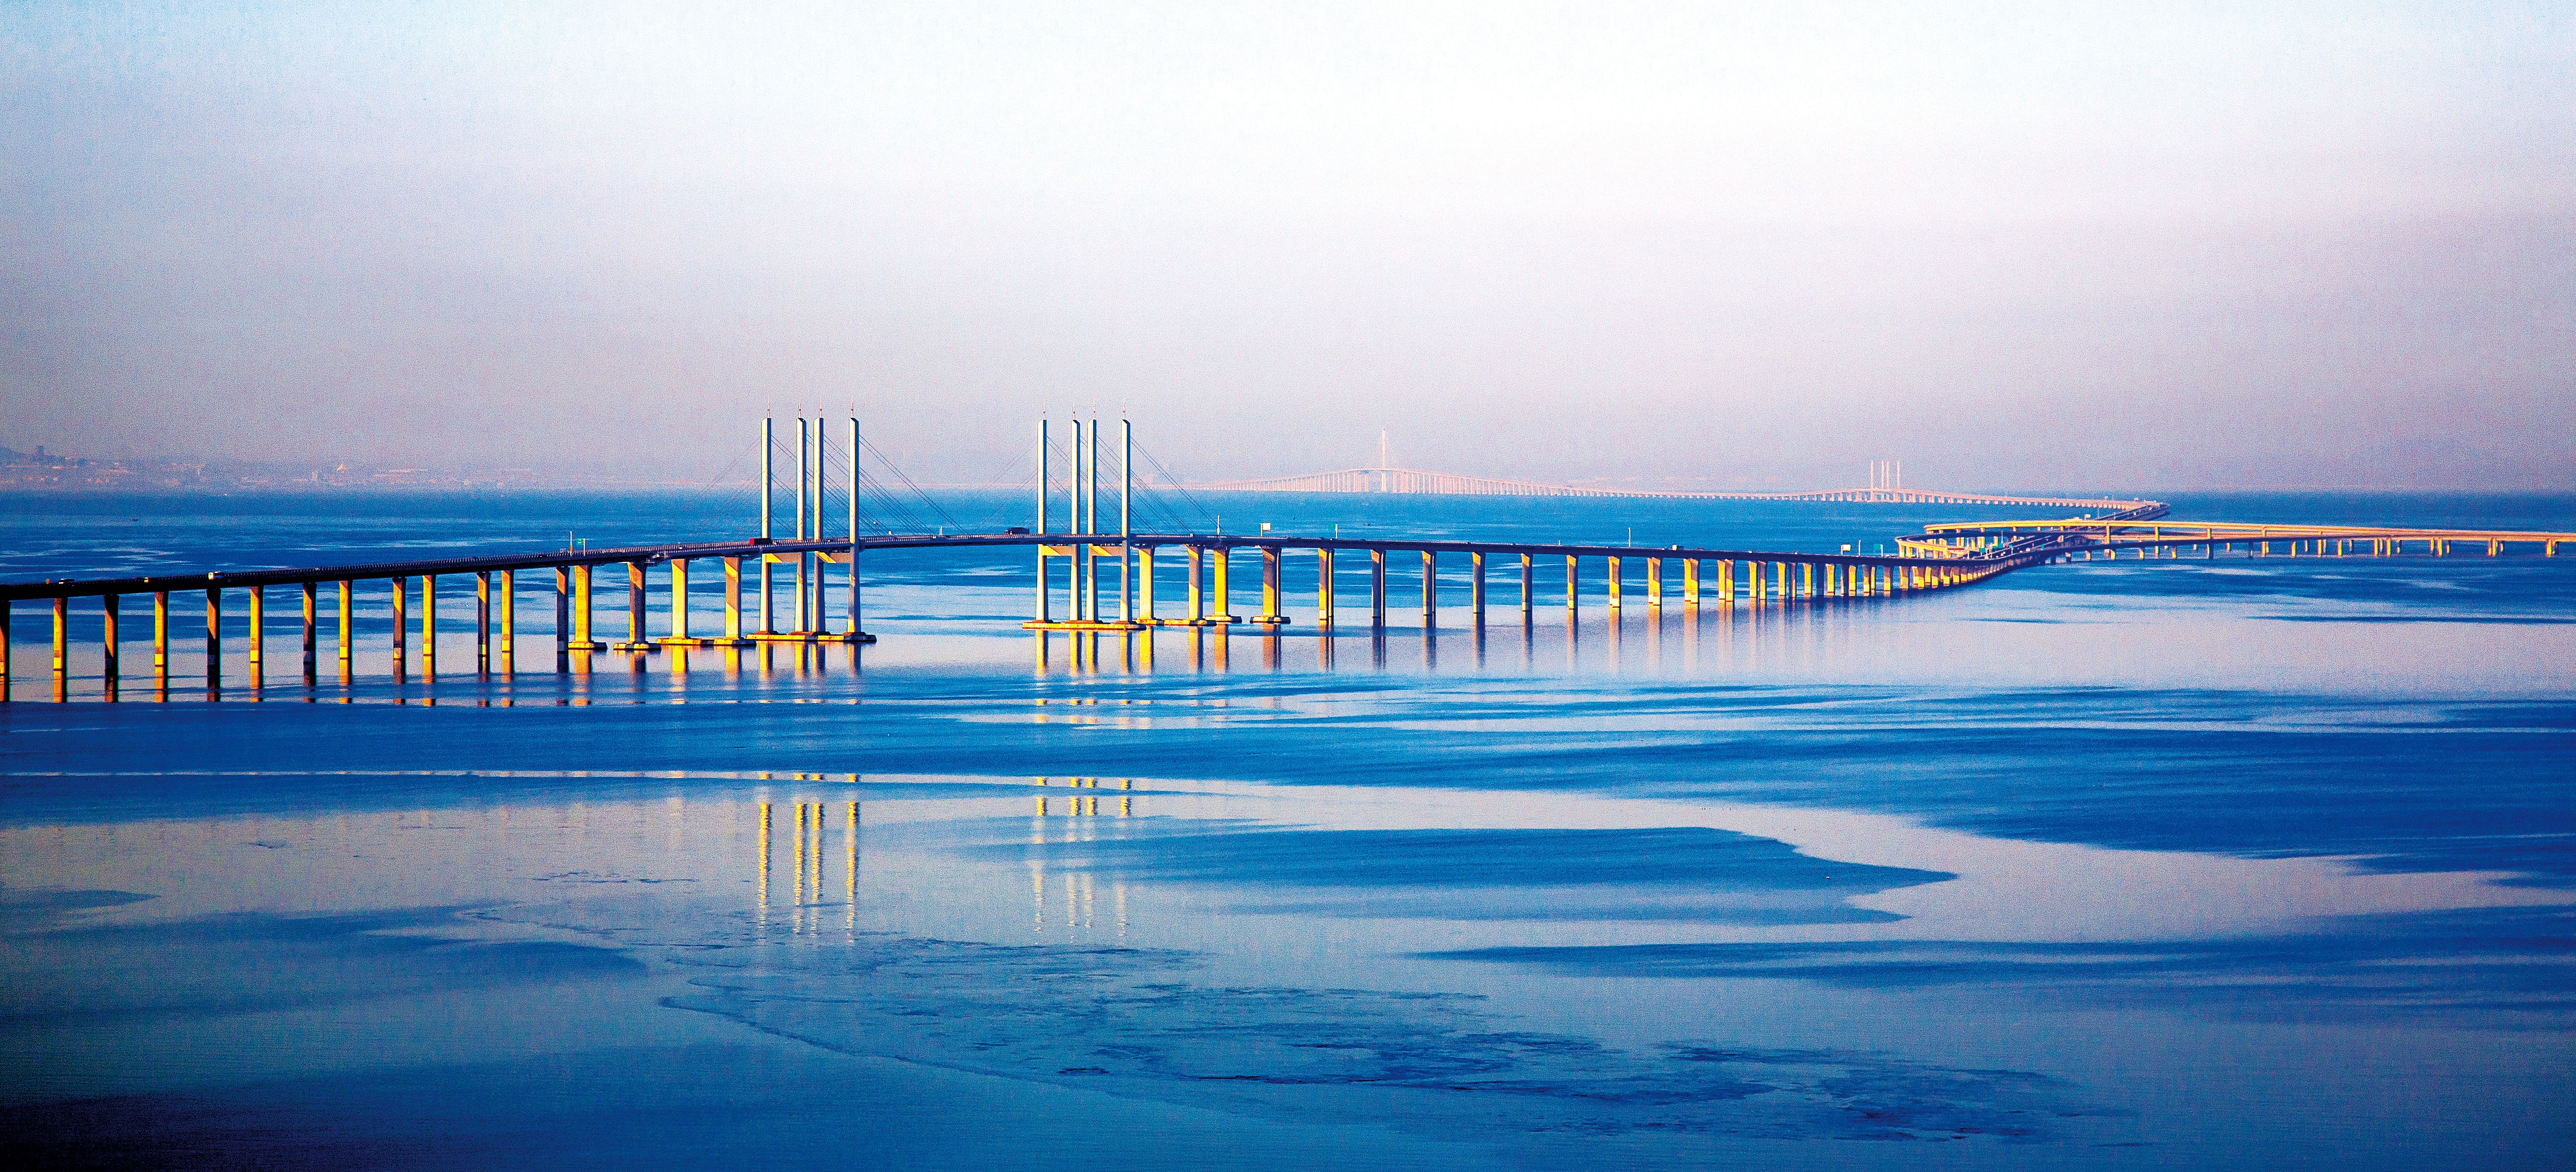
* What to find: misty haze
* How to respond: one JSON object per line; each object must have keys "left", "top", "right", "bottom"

{"left": 4, "top": 5, "right": 2573, "bottom": 1172}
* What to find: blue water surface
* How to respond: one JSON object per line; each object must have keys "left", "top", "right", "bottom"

{"left": 2, "top": 488, "right": 2572, "bottom": 1170}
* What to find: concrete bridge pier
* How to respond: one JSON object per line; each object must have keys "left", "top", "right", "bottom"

{"left": 101, "top": 594, "right": 119, "bottom": 697}
{"left": 300, "top": 582, "right": 316, "bottom": 681}
{"left": 390, "top": 577, "right": 407, "bottom": 674}
{"left": 338, "top": 582, "right": 353, "bottom": 678}
{"left": 1316, "top": 548, "right": 1334, "bottom": 628}
{"left": 247, "top": 585, "right": 263, "bottom": 686}
{"left": 1211, "top": 547, "right": 1237, "bottom": 624}
{"left": 1518, "top": 553, "right": 1533, "bottom": 625}
{"left": 1470, "top": 551, "right": 1486, "bottom": 628}
{"left": 1606, "top": 556, "right": 1622, "bottom": 611}
{"left": 205, "top": 588, "right": 221, "bottom": 696}
{"left": 1257, "top": 548, "right": 1283, "bottom": 627}
{"left": 1187, "top": 547, "right": 1205, "bottom": 623}
{"left": 420, "top": 575, "right": 438, "bottom": 677}
{"left": 613, "top": 563, "right": 654, "bottom": 652}
{"left": 1370, "top": 549, "right": 1387, "bottom": 629}
{"left": 1421, "top": 551, "right": 1436, "bottom": 629}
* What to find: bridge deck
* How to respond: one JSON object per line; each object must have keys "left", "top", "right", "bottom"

{"left": 1921, "top": 518, "right": 2573, "bottom": 549}
{"left": 1, "top": 531, "right": 2056, "bottom": 602}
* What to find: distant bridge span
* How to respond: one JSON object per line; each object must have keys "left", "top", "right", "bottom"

{"left": 1194, "top": 466, "right": 2154, "bottom": 512}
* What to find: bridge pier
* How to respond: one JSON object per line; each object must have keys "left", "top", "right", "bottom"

{"left": 247, "top": 585, "right": 263, "bottom": 685}
{"left": 50, "top": 598, "right": 66, "bottom": 695}
{"left": 657, "top": 560, "right": 692, "bottom": 647}
{"left": 421, "top": 575, "right": 438, "bottom": 676}
{"left": 476, "top": 571, "right": 492, "bottom": 670}
{"left": 569, "top": 565, "right": 602, "bottom": 651}
{"left": 300, "top": 582, "right": 316, "bottom": 682}
{"left": 1564, "top": 556, "right": 1578, "bottom": 619}
{"left": 1470, "top": 551, "right": 1486, "bottom": 628}
{"left": 613, "top": 562, "right": 654, "bottom": 652}
{"left": 337, "top": 581, "right": 353, "bottom": 676}
{"left": 1519, "top": 554, "right": 1532, "bottom": 624}
{"left": 1187, "top": 547, "right": 1205, "bottom": 623}
{"left": 101, "top": 594, "right": 119, "bottom": 696}
{"left": 1370, "top": 549, "right": 1387, "bottom": 629}
{"left": 1212, "top": 547, "right": 1236, "bottom": 624}
{"left": 1683, "top": 558, "right": 1699, "bottom": 606}
{"left": 1647, "top": 557, "right": 1662, "bottom": 609}
{"left": 1606, "top": 556, "right": 1622, "bottom": 611}
{"left": 1421, "top": 551, "right": 1436, "bottom": 629}
{"left": 205, "top": 588, "right": 221, "bottom": 695}
{"left": 1137, "top": 547, "right": 1158, "bottom": 623}
{"left": 1316, "top": 548, "right": 1333, "bottom": 628}
{"left": 1258, "top": 548, "right": 1283, "bottom": 627}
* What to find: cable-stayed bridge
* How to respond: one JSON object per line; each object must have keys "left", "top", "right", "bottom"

{"left": 6, "top": 416, "right": 2570, "bottom": 700}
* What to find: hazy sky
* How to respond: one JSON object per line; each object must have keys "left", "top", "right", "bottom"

{"left": 5, "top": 1, "right": 2573, "bottom": 489}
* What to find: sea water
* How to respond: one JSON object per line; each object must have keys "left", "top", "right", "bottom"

{"left": 2, "top": 489, "right": 2571, "bottom": 1169}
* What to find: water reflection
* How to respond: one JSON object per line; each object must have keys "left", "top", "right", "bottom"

{"left": 5, "top": 773, "right": 2569, "bottom": 1167}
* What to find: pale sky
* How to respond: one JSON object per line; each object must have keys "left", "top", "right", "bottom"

{"left": 5, "top": 1, "right": 2572, "bottom": 489}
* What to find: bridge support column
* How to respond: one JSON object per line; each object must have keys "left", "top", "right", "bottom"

{"left": 1565, "top": 556, "right": 1579, "bottom": 618}
{"left": 1212, "top": 547, "right": 1234, "bottom": 623}
{"left": 1470, "top": 552, "right": 1486, "bottom": 627}
{"left": 723, "top": 558, "right": 743, "bottom": 642}
{"left": 205, "top": 588, "right": 221, "bottom": 695}
{"left": 300, "top": 582, "right": 316, "bottom": 681}
{"left": 1317, "top": 548, "right": 1334, "bottom": 628}
{"left": 1261, "top": 547, "right": 1281, "bottom": 624}
{"left": 103, "top": 595, "right": 120, "bottom": 695}
{"left": 498, "top": 570, "right": 514, "bottom": 665}
{"left": 247, "top": 586, "right": 263, "bottom": 684}
{"left": 844, "top": 546, "right": 864, "bottom": 643}
{"left": 1421, "top": 551, "right": 1436, "bottom": 629}
{"left": 476, "top": 571, "right": 493, "bottom": 670}
{"left": 420, "top": 575, "right": 437, "bottom": 676}
{"left": 1683, "top": 559, "right": 1699, "bottom": 606}
{"left": 1138, "top": 548, "right": 1157, "bottom": 623}
{"left": 1370, "top": 550, "right": 1386, "bottom": 629}
{"left": 0, "top": 604, "right": 9, "bottom": 699}
{"left": 390, "top": 578, "right": 407, "bottom": 672}
{"left": 1606, "top": 556, "right": 1621, "bottom": 611}
{"left": 52, "top": 597, "right": 68, "bottom": 693}
{"left": 1647, "top": 557, "right": 1662, "bottom": 609}
{"left": 338, "top": 581, "right": 352, "bottom": 675}
{"left": 1717, "top": 560, "right": 1733, "bottom": 603}
{"left": 154, "top": 591, "right": 169, "bottom": 678}
{"left": 658, "top": 559, "right": 698, "bottom": 647}
{"left": 613, "top": 562, "right": 653, "bottom": 652}
{"left": 1800, "top": 563, "right": 1812, "bottom": 599}
{"left": 1187, "top": 547, "right": 1205, "bottom": 623}
{"left": 570, "top": 565, "right": 601, "bottom": 651}
{"left": 1519, "top": 554, "right": 1533, "bottom": 624}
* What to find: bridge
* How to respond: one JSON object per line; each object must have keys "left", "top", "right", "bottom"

{"left": 2, "top": 416, "right": 2567, "bottom": 700}
{"left": 1196, "top": 465, "right": 2156, "bottom": 511}
{"left": 1913, "top": 518, "right": 2569, "bottom": 558}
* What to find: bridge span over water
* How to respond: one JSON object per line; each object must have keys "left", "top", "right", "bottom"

{"left": 5, "top": 416, "right": 2570, "bottom": 700}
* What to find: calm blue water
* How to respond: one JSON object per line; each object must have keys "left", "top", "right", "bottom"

{"left": 4, "top": 489, "right": 2573, "bottom": 1169}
